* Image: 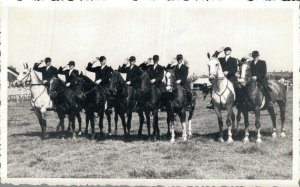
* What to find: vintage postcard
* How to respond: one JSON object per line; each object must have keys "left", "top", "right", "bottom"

{"left": 0, "top": 0, "right": 299, "bottom": 186}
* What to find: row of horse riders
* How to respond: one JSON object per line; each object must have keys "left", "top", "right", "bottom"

{"left": 33, "top": 47, "right": 271, "bottom": 108}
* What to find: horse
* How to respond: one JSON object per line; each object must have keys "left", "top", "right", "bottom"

{"left": 16, "top": 63, "right": 52, "bottom": 140}
{"left": 207, "top": 53, "right": 236, "bottom": 143}
{"left": 109, "top": 71, "right": 137, "bottom": 137}
{"left": 75, "top": 74, "right": 110, "bottom": 139}
{"left": 136, "top": 70, "right": 161, "bottom": 140}
{"left": 237, "top": 60, "right": 287, "bottom": 143}
{"left": 163, "top": 67, "right": 196, "bottom": 143}
{"left": 48, "top": 77, "right": 82, "bottom": 139}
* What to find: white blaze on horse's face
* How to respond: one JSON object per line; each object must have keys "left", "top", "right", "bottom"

{"left": 240, "top": 63, "right": 250, "bottom": 84}
{"left": 16, "top": 69, "right": 29, "bottom": 83}
{"left": 165, "top": 72, "right": 172, "bottom": 92}
{"left": 208, "top": 58, "right": 220, "bottom": 80}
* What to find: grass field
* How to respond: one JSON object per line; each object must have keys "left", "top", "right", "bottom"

{"left": 7, "top": 90, "right": 293, "bottom": 179}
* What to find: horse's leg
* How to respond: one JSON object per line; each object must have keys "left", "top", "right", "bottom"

{"left": 168, "top": 109, "right": 176, "bottom": 143}
{"left": 90, "top": 112, "right": 95, "bottom": 139}
{"left": 235, "top": 109, "right": 242, "bottom": 135}
{"left": 277, "top": 101, "right": 286, "bottom": 137}
{"left": 119, "top": 112, "right": 127, "bottom": 136}
{"left": 167, "top": 113, "right": 171, "bottom": 137}
{"left": 58, "top": 113, "right": 65, "bottom": 139}
{"left": 152, "top": 108, "right": 159, "bottom": 140}
{"left": 39, "top": 107, "right": 48, "bottom": 140}
{"left": 85, "top": 112, "right": 89, "bottom": 136}
{"left": 254, "top": 106, "right": 262, "bottom": 143}
{"left": 267, "top": 105, "right": 277, "bottom": 139}
{"left": 231, "top": 109, "right": 236, "bottom": 136}
{"left": 33, "top": 108, "right": 47, "bottom": 140}
{"left": 71, "top": 114, "right": 76, "bottom": 139}
{"left": 99, "top": 111, "right": 104, "bottom": 137}
{"left": 214, "top": 107, "right": 224, "bottom": 142}
{"left": 105, "top": 110, "right": 112, "bottom": 136}
{"left": 187, "top": 106, "right": 195, "bottom": 137}
{"left": 114, "top": 111, "right": 119, "bottom": 135}
{"left": 126, "top": 111, "right": 132, "bottom": 136}
{"left": 76, "top": 112, "right": 82, "bottom": 136}
{"left": 138, "top": 110, "right": 144, "bottom": 136}
{"left": 242, "top": 110, "right": 250, "bottom": 143}
{"left": 145, "top": 110, "right": 151, "bottom": 139}
{"left": 226, "top": 106, "right": 234, "bottom": 144}
{"left": 179, "top": 109, "right": 187, "bottom": 141}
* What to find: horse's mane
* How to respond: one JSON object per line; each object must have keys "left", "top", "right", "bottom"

{"left": 81, "top": 75, "right": 95, "bottom": 86}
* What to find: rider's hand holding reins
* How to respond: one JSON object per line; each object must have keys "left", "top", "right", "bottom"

{"left": 224, "top": 71, "right": 228, "bottom": 76}
{"left": 126, "top": 81, "right": 131, "bottom": 85}
{"left": 176, "top": 80, "right": 181, "bottom": 84}
{"left": 151, "top": 79, "right": 156, "bottom": 83}
{"left": 252, "top": 76, "right": 257, "bottom": 81}
{"left": 66, "top": 82, "right": 71, "bottom": 87}
{"left": 95, "top": 79, "right": 102, "bottom": 85}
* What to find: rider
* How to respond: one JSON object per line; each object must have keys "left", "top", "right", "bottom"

{"left": 86, "top": 56, "right": 113, "bottom": 109}
{"left": 33, "top": 57, "right": 58, "bottom": 88}
{"left": 148, "top": 55, "right": 166, "bottom": 93}
{"left": 119, "top": 56, "right": 142, "bottom": 90}
{"left": 168, "top": 54, "right": 193, "bottom": 111}
{"left": 207, "top": 47, "right": 239, "bottom": 109}
{"left": 58, "top": 61, "right": 79, "bottom": 91}
{"left": 250, "top": 50, "right": 273, "bottom": 106}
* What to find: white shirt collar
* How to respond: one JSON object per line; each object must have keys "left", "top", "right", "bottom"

{"left": 153, "top": 64, "right": 157, "bottom": 69}
{"left": 101, "top": 64, "right": 106, "bottom": 69}
{"left": 178, "top": 63, "right": 183, "bottom": 69}
{"left": 69, "top": 68, "right": 74, "bottom": 75}
{"left": 225, "top": 55, "right": 230, "bottom": 61}
{"left": 46, "top": 65, "right": 51, "bottom": 71}
{"left": 254, "top": 59, "right": 258, "bottom": 65}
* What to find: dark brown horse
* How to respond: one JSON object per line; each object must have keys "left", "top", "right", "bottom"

{"left": 109, "top": 71, "right": 137, "bottom": 137}
{"left": 136, "top": 70, "right": 161, "bottom": 140}
{"left": 163, "top": 68, "right": 196, "bottom": 143}
{"left": 75, "top": 74, "right": 109, "bottom": 139}
{"left": 49, "top": 77, "right": 82, "bottom": 139}
{"left": 237, "top": 61, "right": 287, "bottom": 143}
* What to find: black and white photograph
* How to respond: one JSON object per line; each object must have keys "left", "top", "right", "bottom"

{"left": 0, "top": 1, "right": 299, "bottom": 186}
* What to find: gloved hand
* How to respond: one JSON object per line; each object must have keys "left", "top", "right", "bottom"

{"left": 176, "top": 80, "right": 181, "bottom": 84}
{"left": 66, "top": 82, "right": 71, "bottom": 87}
{"left": 150, "top": 79, "right": 156, "bottom": 83}
{"left": 42, "top": 80, "right": 48, "bottom": 84}
{"left": 126, "top": 81, "right": 131, "bottom": 85}
{"left": 95, "top": 79, "right": 102, "bottom": 85}
{"left": 224, "top": 71, "right": 228, "bottom": 76}
{"left": 252, "top": 76, "right": 257, "bottom": 81}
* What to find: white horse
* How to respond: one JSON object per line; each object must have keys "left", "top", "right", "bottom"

{"left": 17, "top": 63, "right": 53, "bottom": 140}
{"left": 207, "top": 53, "right": 236, "bottom": 143}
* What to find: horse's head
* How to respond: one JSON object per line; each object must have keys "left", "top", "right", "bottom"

{"left": 49, "top": 77, "right": 61, "bottom": 98}
{"left": 74, "top": 75, "right": 86, "bottom": 100}
{"left": 239, "top": 58, "right": 252, "bottom": 86}
{"left": 16, "top": 63, "right": 31, "bottom": 85}
{"left": 109, "top": 71, "right": 123, "bottom": 95}
{"left": 165, "top": 69, "right": 176, "bottom": 92}
{"left": 207, "top": 53, "right": 224, "bottom": 82}
{"left": 140, "top": 71, "right": 150, "bottom": 94}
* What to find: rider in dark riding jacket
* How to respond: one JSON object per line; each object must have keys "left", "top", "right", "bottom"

{"left": 33, "top": 57, "right": 58, "bottom": 89}
{"left": 148, "top": 55, "right": 166, "bottom": 94}
{"left": 249, "top": 50, "right": 273, "bottom": 107}
{"left": 58, "top": 61, "right": 79, "bottom": 91}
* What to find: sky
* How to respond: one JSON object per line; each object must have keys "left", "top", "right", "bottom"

{"left": 7, "top": 4, "right": 293, "bottom": 80}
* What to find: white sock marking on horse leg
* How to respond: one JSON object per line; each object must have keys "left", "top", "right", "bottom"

{"left": 243, "top": 128, "right": 249, "bottom": 143}
{"left": 256, "top": 128, "right": 262, "bottom": 143}
{"left": 272, "top": 128, "right": 277, "bottom": 139}
{"left": 182, "top": 122, "right": 187, "bottom": 141}
{"left": 227, "top": 126, "right": 233, "bottom": 143}
{"left": 170, "top": 123, "right": 175, "bottom": 143}
{"left": 188, "top": 120, "right": 192, "bottom": 136}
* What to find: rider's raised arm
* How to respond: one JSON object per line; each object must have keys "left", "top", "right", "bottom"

{"left": 118, "top": 63, "right": 129, "bottom": 73}
{"left": 57, "top": 67, "right": 67, "bottom": 75}
{"left": 86, "top": 62, "right": 97, "bottom": 72}
{"left": 33, "top": 61, "right": 44, "bottom": 72}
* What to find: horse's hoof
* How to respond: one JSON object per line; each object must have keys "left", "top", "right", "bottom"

{"left": 170, "top": 139, "right": 175, "bottom": 143}
{"left": 256, "top": 138, "right": 262, "bottom": 144}
{"left": 108, "top": 132, "right": 112, "bottom": 136}
{"left": 280, "top": 132, "right": 286, "bottom": 138}
{"left": 243, "top": 137, "right": 249, "bottom": 143}
{"left": 219, "top": 138, "right": 224, "bottom": 143}
{"left": 78, "top": 131, "right": 82, "bottom": 136}
{"left": 182, "top": 136, "right": 187, "bottom": 141}
{"left": 188, "top": 132, "right": 192, "bottom": 137}
{"left": 227, "top": 137, "right": 233, "bottom": 144}
{"left": 272, "top": 132, "right": 277, "bottom": 139}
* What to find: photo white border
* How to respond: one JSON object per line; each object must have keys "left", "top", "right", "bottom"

{"left": 1, "top": 0, "right": 299, "bottom": 186}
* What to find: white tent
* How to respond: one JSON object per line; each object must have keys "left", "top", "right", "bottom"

{"left": 191, "top": 77, "right": 211, "bottom": 89}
